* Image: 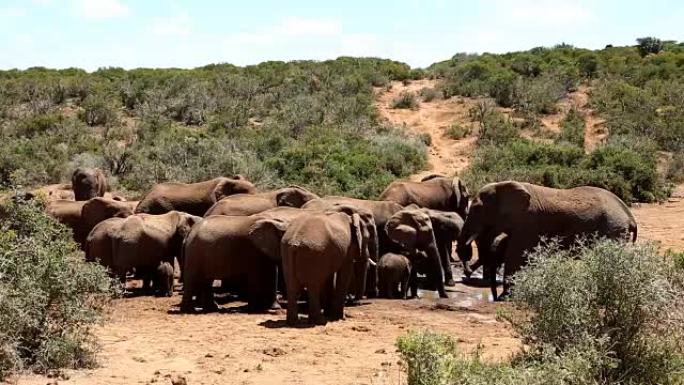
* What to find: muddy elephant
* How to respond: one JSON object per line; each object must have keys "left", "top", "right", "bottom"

{"left": 46, "top": 199, "right": 87, "bottom": 237}
{"left": 77, "top": 197, "right": 137, "bottom": 248}
{"left": 301, "top": 197, "right": 401, "bottom": 299}
{"left": 111, "top": 211, "right": 201, "bottom": 292}
{"left": 385, "top": 206, "right": 464, "bottom": 298}
{"left": 135, "top": 176, "right": 257, "bottom": 216}
{"left": 377, "top": 252, "right": 411, "bottom": 299}
{"left": 204, "top": 186, "right": 318, "bottom": 217}
{"left": 458, "top": 181, "right": 638, "bottom": 300}
{"left": 379, "top": 175, "right": 470, "bottom": 218}
{"left": 72, "top": 168, "right": 108, "bottom": 201}
{"left": 280, "top": 206, "right": 377, "bottom": 325}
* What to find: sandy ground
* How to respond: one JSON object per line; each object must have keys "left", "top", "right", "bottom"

{"left": 12, "top": 79, "right": 684, "bottom": 385}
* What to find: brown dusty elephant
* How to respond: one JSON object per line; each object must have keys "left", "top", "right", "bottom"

{"left": 458, "top": 181, "right": 638, "bottom": 300}
{"left": 377, "top": 252, "right": 411, "bottom": 299}
{"left": 85, "top": 217, "right": 125, "bottom": 267}
{"left": 135, "top": 176, "right": 257, "bottom": 217}
{"left": 204, "top": 186, "right": 318, "bottom": 217}
{"left": 27, "top": 183, "right": 75, "bottom": 201}
{"left": 301, "top": 197, "right": 400, "bottom": 299}
{"left": 155, "top": 262, "right": 175, "bottom": 297}
{"left": 280, "top": 206, "right": 377, "bottom": 325}
{"left": 181, "top": 207, "right": 314, "bottom": 313}
{"left": 72, "top": 168, "right": 108, "bottom": 201}
{"left": 77, "top": 197, "right": 137, "bottom": 248}
{"left": 111, "top": 211, "right": 201, "bottom": 293}
{"left": 385, "top": 206, "right": 465, "bottom": 298}
{"left": 379, "top": 175, "right": 470, "bottom": 218}
{"left": 46, "top": 200, "right": 87, "bottom": 237}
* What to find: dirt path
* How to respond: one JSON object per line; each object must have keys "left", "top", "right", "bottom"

{"left": 633, "top": 184, "right": 684, "bottom": 252}
{"left": 375, "top": 80, "right": 478, "bottom": 180}
{"left": 17, "top": 285, "right": 518, "bottom": 385}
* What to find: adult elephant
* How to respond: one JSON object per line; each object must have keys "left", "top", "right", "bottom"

{"left": 135, "top": 176, "right": 257, "bottom": 217}
{"left": 46, "top": 200, "right": 87, "bottom": 238}
{"left": 385, "top": 206, "right": 464, "bottom": 298}
{"left": 301, "top": 197, "right": 400, "bottom": 298}
{"left": 379, "top": 175, "right": 470, "bottom": 219}
{"left": 27, "top": 183, "right": 75, "bottom": 201}
{"left": 85, "top": 217, "right": 125, "bottom": 268}
{"left": 458, "top": 181, "right": 638, "bottom": 300}
{"left": 77, "top": 197, "right": 137, "bottom": 248}
{"left": 111, "top": 211, "right": 201, "bottom": 292}
{"left": 72, "top": 168, "right": 108, "bottom": 201}
{"left": 280, "top": 206, "right": 377, "bottom": 325}
{"left": 204, "top": 186, "right": 318, "bottom": 217}
{"left": 181, "top": 207, "right": 313, "bottom": 313}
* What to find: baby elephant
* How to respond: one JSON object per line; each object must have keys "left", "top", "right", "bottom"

{"left": 155, "top": 262, "right": 174, "bottom": 297}
{"left": 377, "top": 253, "right": 411, "bottom": 299}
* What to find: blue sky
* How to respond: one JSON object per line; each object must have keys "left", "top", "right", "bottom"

{"left": 1, "top": 0, "right": 682, "bottom": 71}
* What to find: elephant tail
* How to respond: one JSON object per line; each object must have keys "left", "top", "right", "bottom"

{"left": 630, "top": 221, "right": 638, "bottom": 242}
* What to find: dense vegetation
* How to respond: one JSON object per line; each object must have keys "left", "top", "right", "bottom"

{"left": 0, "top": 58, "right": 425, "bottom": 198}
{"left": 397, "top": 239, "right": 684, "bottom": 385}
{"left": 432, "top": 37, "right": 684, "bottom": 202}
{"left": 0, "top": 200, "right": 118, "bottom": 377}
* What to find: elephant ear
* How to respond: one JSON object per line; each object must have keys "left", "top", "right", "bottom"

{"left": 428, "top": 210, "right": 464, "bottom": 239}
{"left": 351, "top": 213, "right": 365, "bottom": 261}
{"left": 496, "top": 181, "right": 531, "bottom": 216}
{"left": 452, "top": 177, "right": 470, "bottom": 216}
{"left": 248, "top": 218, "right": 289, "bottom": 261}
{"left": 275, "top": 186, "right": 315, "bottom": 208}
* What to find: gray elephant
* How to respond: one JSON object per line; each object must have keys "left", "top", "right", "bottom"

{"left": 77, "top": 197, "right": 137, "bottom": 248}
{"left": 385, "top": 206, "right": 464, "bottom": 298}
{"left": 72, "top": 168, "right": 108, "bottom": 201}
{"left": 280, "top": 206, "right": 377, "bottom": 325}
{"left": 379, "top": 174, "right": 470, "bottom": 218}
{"left": 377, "top": 252, "right": 411, "bottom": 299}
{"left": 111, "top": 211, "right": 201, "bottom": 292}
{"left": 204, "top": 186, "right": 318, "bottom": 217}
{"left": 181, "top": 207, "right": 312, "bottom": 313}
{"left": 458, "top": 181, "right": 638, "bottom": 300}
{"left": 301, "top": 197, "right": 401, "bottom": 299}
{"left": 135, "top": 176, "right": 257, "bottom": 216}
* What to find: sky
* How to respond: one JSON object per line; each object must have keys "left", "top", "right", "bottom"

{"left": 0, "top": 0, "right": 682, "bottom": 71}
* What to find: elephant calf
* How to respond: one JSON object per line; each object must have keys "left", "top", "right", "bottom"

{"left": 377, "top": 253, "right": 411, "bottom": 299}
{"left": 155, "top": 262, "right": 174, "bottom": 297}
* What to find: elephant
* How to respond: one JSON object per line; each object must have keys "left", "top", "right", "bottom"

{"left": 280, "top": 206, "right": 377, "bottom": 325}
{"left": 181, "top": 207, "right": 314, "bottom": 313}
{"left": 385, "top": 206, "right": 465, "bottom": 298}
{"left": 135, "top": 176, "right": 257, "bottom": 217}
{"left": 155, "top": 262, "right": 175, "bottom": 297}
{"left": 204, "top": 186, "right": 318, "bottom": 217}
{"left": 111, "top": 211, "right": 201, "bottom": 292}
{"left": 77, "top": 197, "right": 137, "bottom": 248}
{"left": 379, "top": 175, "right": 470, "bottom": 219}
{"left": 85, "top": 217, "right": 125, "bottom": 268}
{"left": 377, "top": 252, "right": 411, "bottom": 299}
{"left": 27, "top": 183, "right": 75, "bottom": 201}
{"left": 458, "top": 181, "right": 638, "bottom": 300}
{"left": 301, "top": 197, "right": 401, "bottom": 299}
{"left": 72, "top": 168, "right": 108, "bottom": 201}
{"left": 46, "top": 200, "right": 87, "bottom": 237}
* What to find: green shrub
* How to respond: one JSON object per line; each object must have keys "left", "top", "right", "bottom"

{"left": 418, "top": 132, "right": 432, "bottom": 146}
{"left": 475, "top": 109, "right": 519, "bottom": 145}
{"left": 637, "top": 37, "right": 664, "bottom": 57}
{"left": 391, "top": 91, "right": 419, "bottom": 109}
{"left": 419, "top": 87, "right": 439, "bottom": 102}
{"left": 397, "top": 240, "right": 684, "bottom": 385}
{"left": 557, "top": 108, "right": 585, "bottom": 147}
{"left": 668, "top": 152, "right": 684, "bottom": 182}
{"left": 14, "top": 113, "right": 64, "bottom": 137}
{"left": 0, "top": 200, "right": 118, "bottom": 378}
{"left": 445, "top": 123, "right": 471, "bottom": 139}
{"left": 79, "top": 94, "right": 117, "bottom": 126}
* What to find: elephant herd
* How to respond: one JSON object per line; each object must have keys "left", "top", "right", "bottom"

{"left": 36, "top": 167, "right": 639, "bottom": 326}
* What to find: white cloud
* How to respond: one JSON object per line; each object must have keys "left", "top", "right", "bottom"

{"left": 72, "top": 0, "right": 130, "bottom": 19}
{"left": 0, "top": 6, "right": 26, "bottom": 18}
{"left": 150, "top": 12, "right": 193, "bottom": 37}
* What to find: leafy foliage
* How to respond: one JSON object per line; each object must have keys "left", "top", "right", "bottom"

{"left": 0, "top": 200, "right": 118, "bottom": 377}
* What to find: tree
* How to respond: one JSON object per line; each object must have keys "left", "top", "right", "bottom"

{"left": 636, "top": 37, "right": 664, "bottom": 57}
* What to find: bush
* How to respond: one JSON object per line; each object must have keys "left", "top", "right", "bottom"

{"left": 419, "top": 87, "right": 439, "bottom": 102}
{"left": 79, "top": 94, "right": 117, "bottom": 126}
{"left": 637, "top": 37, "right": 664, "bottom": 57}
{"left": 397, "top": 240, "right": 684, "bottom": 385}
{"left": 0, "top": 200, "right": 118, "bottom": 378}
{"left": 557, "top": 108, "right": 585, "bottom": 147}
{"left": 418, "top": 132, "right": 432, "bottom": 146}
{"left": 391, "top": 91, "right": 419, "bottom": 109}
{"left": 668, "top": 152, "right": 684, "bottom": 182}
{"left": 445, "top": 123, "right": 471, "bottom": 139}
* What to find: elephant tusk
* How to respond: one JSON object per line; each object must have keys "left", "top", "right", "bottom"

{"left": 367, "top": 259, "right": 377, "bottom": 267}
{"left": 464, "top": 233, "right": 478, "bottom": 245}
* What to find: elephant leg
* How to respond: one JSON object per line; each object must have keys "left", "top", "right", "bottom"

{"left": 440, "top": 241, "right": 455, "bottom": 286}
{"left": 499, "top": 238, "right": 526, "bottom": 301}
{"left": 306, "top": 283, "right": 326, "bottom": 325}
{"left": 365, "top": 263, "right": 378, "bottom": 299}
{"left": 322, "top": 276, "right": 334, "bottom": 318}
{"left": 408, "top": 266, "right": 419, "bottom": 299}
{"left": 400, "top": 273, "right": 409, "bottom": 300}
{"left": 426, "top": 245, "right": 448, "bottom": 298}
{"left": 247, "top": 260, "right": 278, "bottom": 313}
{"left": 200, "top": 279, "right": 218, "bottom": 312}
{"left": 331, "top": 261, "right": 353, "bottom": 321}
{"left": 351, "top": 259, "right": 368, "bottom": 303}
{"left": 180, "top": 278, "right": 195, "bottom": 313}
{"left": 285, "top": 280, "right": 299, "bottom": 325}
